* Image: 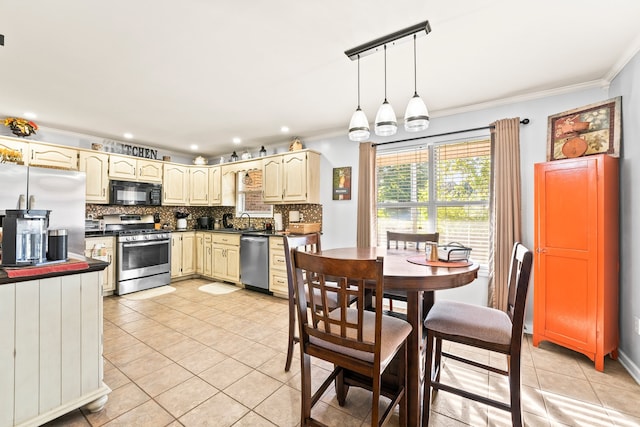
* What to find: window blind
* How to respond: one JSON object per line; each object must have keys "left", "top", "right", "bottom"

{"left": 377, "top": 138, "right": 491, "bottom": 268}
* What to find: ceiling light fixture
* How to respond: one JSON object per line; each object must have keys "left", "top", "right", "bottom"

{"left": 374, "top": 45, "right": 397, "bottom": 136}
{"left": 232, "top": 137, "right": 241, "bottom": 144}
{"left": 23, "top": 112, "right": 37, "bottom": 119}
{"left": 404, "top": 34, "right": 429, "bottom": 132}
{"left": 190, "top": 144, "right": 198, "bottom": 150}
{"left": 281, "top": 126, "right": 289, "bottom": 133}
{"left": 345, "top": 20, "right": 431, "bottom": 138}
{"left": 123, "top": 133, "right": 133, "bottom": 139}
{"left": 348, "top": 55, "right": 370, "bottom": 141}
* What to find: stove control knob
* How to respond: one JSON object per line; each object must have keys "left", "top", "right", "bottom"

{"left": 144, "top": 234, "right": 150, "bottom": 240}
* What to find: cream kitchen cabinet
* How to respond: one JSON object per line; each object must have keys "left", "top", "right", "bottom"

{"left": 171, "top": 232, "right": 195, "bottom": 278}
{"left": 195, "top": 232, "right": 204, "bottom": 274}
{"left": 108, "top": 155, "right": 163, "bottom": 183}
{"left": 195, "top": 232, "right": 214, "bottom": 278}
{"left": 262, "top": 157, "right": 283, "bottom": 203}
{"left": 28, "top": 142, "right": 78, "bottom": 170}
{"left": 79, "top": 151, "right": 110, "bottom": 204}
{"left": 212, "top": 233, "right": 240, "bottom": 284}
{"left": 262, "top": 150, "right": 320, "bottom": 204}
{"left": 189, "top": 167, "right": 209, "bottom": 205}
{"left": 269, "top": 236, "right": 288, "bottom": 298}
{"left": 84, "top": 236, "right": 116, "bottom": 295}
{"left": 210, "top": 165, "right": 237, "bottom": 206}
{"left": 163, "top": 164, "right": 189, "bottom": 206}
{"left": 203, "top": 233, "right": 213, "bottom": 278}
{"left": 0, "top": 136, "right": 27, "bottom": 164}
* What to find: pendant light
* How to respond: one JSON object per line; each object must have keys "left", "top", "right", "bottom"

{"left": 348, "top": 55, "right": 370, "bottom": 141}
{"left": 374, "top": 45, "right": 397, "bottom": 136}
{"left": 404, "top": 34, "right": 429, "bottom": 132}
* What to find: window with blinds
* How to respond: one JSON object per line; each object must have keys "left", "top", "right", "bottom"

{"left": 377, "top": 138, "right": 491, "bottom": 268}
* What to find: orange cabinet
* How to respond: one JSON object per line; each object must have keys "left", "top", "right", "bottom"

{"left": 533, "top": 154, "right": 619, "bottom": 371}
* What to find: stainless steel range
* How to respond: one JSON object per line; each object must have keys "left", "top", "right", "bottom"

{"left": 103, "top": 214, "right": 171, "bottom": 295}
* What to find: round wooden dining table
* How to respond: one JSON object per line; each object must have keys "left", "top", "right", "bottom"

{"left": 319, "top": 247, "right": 480, "bottom": 427}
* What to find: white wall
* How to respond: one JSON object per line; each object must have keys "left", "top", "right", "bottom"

{"left": 609, "top": 50, "right": 640, "bottom": 380}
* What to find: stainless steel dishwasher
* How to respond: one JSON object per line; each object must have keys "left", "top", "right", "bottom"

{"left": 240, "top": 235, "right": 270, "bottom": 292}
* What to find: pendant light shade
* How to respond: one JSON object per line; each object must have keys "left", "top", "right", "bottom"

{"left": 404, "top": 94, "right": 429, "bottom": 132}
{"left": 404, "top": 34, "right": 429, "bottom": 132}
{"left": 349, "top": 107, "right": 370, "bottom": 141}
{"left": 348, "top": 55, "right": 370, "bottom": 141}
{"left": 375, "top": 45, "right": 397, "bottom": 136}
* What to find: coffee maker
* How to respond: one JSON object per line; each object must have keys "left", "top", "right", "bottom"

{"left": 1, "top": 209, "right": 50, "bottom": 266}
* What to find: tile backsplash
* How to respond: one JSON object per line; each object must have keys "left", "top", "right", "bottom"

{"left": 86, "top": 204, "right": 323, "bottom": 231}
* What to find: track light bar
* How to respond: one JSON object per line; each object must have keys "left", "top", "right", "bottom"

{"left": 344, "top": 20, "right": 431, "bottom": 61}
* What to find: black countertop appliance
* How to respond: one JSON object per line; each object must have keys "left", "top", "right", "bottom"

{"left": 222, "top": 213, "right": 233, "bottom": 229}
{"left": 197, "top": 217, "right": 211, "bottom": 229}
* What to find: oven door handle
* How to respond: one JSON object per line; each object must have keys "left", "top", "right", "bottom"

{"left": 122, "top": 240, "right": 170, "bottom": 249}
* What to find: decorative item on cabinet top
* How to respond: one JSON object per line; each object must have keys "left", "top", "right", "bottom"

{"left": 289, "top": 137, "right": 303, "bottom": 151}
{"left": 193, "top": 155, "right": 208, "bottom": 165}
{"left": 4, "top": 117, "right": 38, "bottom": 137}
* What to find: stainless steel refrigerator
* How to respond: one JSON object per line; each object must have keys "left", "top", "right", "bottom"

{"left": 0, "top": 163, "right": 86, "bottom": 255}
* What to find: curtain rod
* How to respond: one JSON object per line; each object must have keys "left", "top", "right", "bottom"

{"left": 372, "top": 118, "right": 530, "bottom": 147}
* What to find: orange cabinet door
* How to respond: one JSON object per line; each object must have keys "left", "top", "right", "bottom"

{"left": 533, "top": 154, "right": 619, "bottom": 372}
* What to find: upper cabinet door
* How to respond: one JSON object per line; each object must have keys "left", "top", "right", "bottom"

{"left": 189, "top": 167, "right": 209, "bottom": 205}
{"left": 209, "top": 166, "right": 222, "bottom": 205}
{"left": 137, "top": 160, "right": 163, "bottom": 183}
{"left": 29, "top": 143, "right": 78, "bottom": 170}
{"left": 79, "top": 151, "right": 109, "bottom": 204}
{"left": 108, "top": 155, "right": 137, "bottom": 180}
{"left": 262, "top": 157, "right": 283, "bottom": 203}
{"left": 282, "top": 152, "right": 307, "bottom": 202}
{"left": 163, "top": 164, "right": 188, "bottom": 205}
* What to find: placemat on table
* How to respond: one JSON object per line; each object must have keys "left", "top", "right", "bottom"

{"left": 406, "top": 256, "right": 472, "bottom": 267}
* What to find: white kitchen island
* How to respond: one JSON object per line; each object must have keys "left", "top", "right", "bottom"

{"left": 0, "top": 257, "right": 110, "bottom": 427}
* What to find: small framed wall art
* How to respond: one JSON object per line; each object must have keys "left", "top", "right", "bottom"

{"left": 546, "top": 97, "right": 621, "bottom": 161}
{"left": 332, "top": 166, "right": 351, "bottom": 200}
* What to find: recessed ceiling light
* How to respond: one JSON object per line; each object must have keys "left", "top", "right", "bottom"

{"left": 281, "top": 126, "right": 289, "bottom": 133}
{"left": 232, "top": 137, "right": 241, "bottom": 144}
{"left": 123, "top": 133, "right": 133, "bottom": 139}
{"left": 190, "top": 144, "right": 198, "bottom": 150}
{"left": 23, "top": 112, "right": 37, "bottom": 119}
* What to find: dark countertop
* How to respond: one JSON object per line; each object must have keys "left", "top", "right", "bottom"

{"left": 173, "top": 228, "right": 286, "bottom": 237}
{"left": 0, "top": 254, "right": 109, "bottom": 285}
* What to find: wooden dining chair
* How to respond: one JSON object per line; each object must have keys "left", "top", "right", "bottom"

{"left": 291, "top": 250, "right": 412, "bottom": 427}
{"left": 386, "top": 231, "right": 439, "bottom": 252}
{"left": 283, "top": 232, "right": 322, "bottom": 372}
{"left": 283, "top": 232, "right": 356, "bottom": 372}
{"left": 422, "top": 242, "right": 533, "bottom": 427}
{"left": 385, "top": 231, "right": 439, "bottom": 313}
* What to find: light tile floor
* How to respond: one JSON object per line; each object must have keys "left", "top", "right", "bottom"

{"left": 44, "top": 278, "right": 640, "bottom": 427}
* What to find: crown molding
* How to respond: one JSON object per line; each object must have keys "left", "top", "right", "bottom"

{"left": 603, "top": 32, "right": 640, "bottom": 83}
{"left": 431, "top": 80, "right": 607, "bottom": 119}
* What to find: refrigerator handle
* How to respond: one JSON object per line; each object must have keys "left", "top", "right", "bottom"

{"left": 29, "top": 194, "right": 36, "bottom": 209}
{"left": 19, "top": 194, "right": 26, "bottom": 209}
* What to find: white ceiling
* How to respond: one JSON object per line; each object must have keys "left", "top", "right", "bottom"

{"left": 1, "top": 1, "right": 639, "bottom": 157}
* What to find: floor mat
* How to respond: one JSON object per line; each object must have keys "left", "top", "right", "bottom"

{"left": 199, "top": 282, "right": 240, "bottom": 295}
{"left": 122, "top": 285, "right": 176, "bottom": 300}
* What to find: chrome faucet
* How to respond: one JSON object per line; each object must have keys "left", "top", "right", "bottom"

{"left": 240, "top": 212, "right": 251, "bottom": 229}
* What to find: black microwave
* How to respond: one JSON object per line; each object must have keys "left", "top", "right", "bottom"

{"left": 109, "top": 180, "right": 162, "bottom": 206}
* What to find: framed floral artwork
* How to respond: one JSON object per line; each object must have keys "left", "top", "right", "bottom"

{"left": 546, "top": 97, "right": 621, "bottom": 161}
{"left": 332, "top": 167, "right": 351, "bottom": 200}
